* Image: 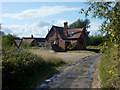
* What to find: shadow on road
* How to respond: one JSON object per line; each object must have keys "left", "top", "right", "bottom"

{"left": 85, "top": 49, "right": 100, "bottom": 53}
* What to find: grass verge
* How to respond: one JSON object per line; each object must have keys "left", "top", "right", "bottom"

{"left": 98, "top": 44, "right": 120, "bottom": 88}
{"left": 2, "top": 48, "right": 66, "bottom": 90}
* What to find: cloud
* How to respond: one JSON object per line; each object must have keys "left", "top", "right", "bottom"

{"left": 2, "top": 20, "right": 102, "bottom": 38}
{"left": 2, "top": 19, "right": 69, "bottom": 38}
{"left": 33, "top": 21, "right": 50, "bottom": 27}
{"left": 2, "top": 20, "right": 51, "bottom": 38}
{"left": 87, "top": 22, "right": 101, "bottom": 36}
{"left": 3, "top": 6, "right": 85, "bottom": 19}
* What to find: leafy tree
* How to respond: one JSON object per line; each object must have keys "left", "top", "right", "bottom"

{"left": 81, "top": 2, "right": 120, "bottom": 47}
{"left": 81, "top": 1, "right": 120, "bottom": 88}
{"left": 69, "top": 19, "right": 90, "bottom": 39}
{"left": 2, "top": 34, "right": 19, "bottom": 48}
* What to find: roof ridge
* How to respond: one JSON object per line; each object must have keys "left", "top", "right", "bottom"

{"left": 68, "top": 27, "right": 84, "bottom": 30}
{"left": 52, "top": 25, "right": 63, "bottom": 28}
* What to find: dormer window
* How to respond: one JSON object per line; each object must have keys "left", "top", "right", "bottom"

{"left": 70, "top": 32, "right": 74, "bottom": 37}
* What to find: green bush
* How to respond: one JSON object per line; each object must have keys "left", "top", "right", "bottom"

{"left": 2, "top": 48, "right": 44, "bottom": 89}
{"left": 2, "top": 34, "right": 19, "bottom": 49}
{"left": 2, "top": 34, "right": 66, "bottom": 90}
{"left": 21, "top": 41, "right": 31, "bottom": 49}
{"left": 66, "top": 41, "right": 76, "bottom": 50}
{"left": 2, "top": 48, "right": 65, "bottom": 90}
{"left": 99, "top": 44, "right": 120, "bottom": 88}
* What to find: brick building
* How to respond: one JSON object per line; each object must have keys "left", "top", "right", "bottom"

{"left": 23, "top": 35, "right": 45, "bottom": 47}
{"left": 45, "top": 22, "right": 86, "bottom": 52}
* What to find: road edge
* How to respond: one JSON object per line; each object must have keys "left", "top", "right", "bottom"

{"left": 91, "top": 56, "right": 101, "bottom": 88}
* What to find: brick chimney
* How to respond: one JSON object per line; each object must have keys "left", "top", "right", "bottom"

{"left": 64, "top": 22, "right": 68, "bottom": 36}
{"left": 31, "top": 34, "right": 33, "bottom": 38}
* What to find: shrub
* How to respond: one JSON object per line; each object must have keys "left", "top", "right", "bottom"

{"left": 2, "top": 48, "right": 44, "bottom": 89}
{"left": 67, "top": 41, "right": 76, "bottom": 50}
{"left": 2, "top": 34, "right": 19, "bottom": 49}
{"left": 2, "top": 48, "right": 65, "bottom": 90}
{"left": 99, "top": 43, "right": 120, "bottom": 88}
{"left": 21, "top": 41, "right": 31, "bottom": 49}
{"left": 2, "top": 34, "right": 65, "bottom": 90}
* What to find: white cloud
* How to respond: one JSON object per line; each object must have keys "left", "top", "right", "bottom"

{"left": 87, "top": 22, "right": 101, "bottom": 36}
{"left": 3, "top": 6, "right": 86, "bottom": 19}
{"left": 2, "top": 20, "right": 102, "bottom": 38}
{"left": 2, "top": 19, "right": 69, "bottom": 38}
{"left": 2, "top": 20, "right": 51, "bottom": 38}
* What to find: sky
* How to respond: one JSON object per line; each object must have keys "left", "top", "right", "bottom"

{"left": 1, "top": 2, "right": 104, "bottom": 38}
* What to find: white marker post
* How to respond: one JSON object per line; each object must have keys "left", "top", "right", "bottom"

{"left": 14, "top": 39, "right": 23, "bottom": 53}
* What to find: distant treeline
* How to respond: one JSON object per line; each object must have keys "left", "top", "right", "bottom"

{"left": 87, "top": 35, "right": 103, "bottom": 46}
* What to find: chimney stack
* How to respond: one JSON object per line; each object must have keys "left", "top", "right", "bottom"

{"left": 48, "top": 29, "right": 49, "bottom": 33}
{"left": 64, "top": 22, "right": 68, "bottom": 36}
{"left": 31, "top": 34, "right": 33, "bottom": 38}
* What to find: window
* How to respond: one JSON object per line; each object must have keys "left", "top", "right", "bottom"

{"left": 70, "top": 32, "right": 74, "bottom": 37}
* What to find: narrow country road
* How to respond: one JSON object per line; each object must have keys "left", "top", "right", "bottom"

{"left": 35, "top": 54, "right": 103, "bottom": 89}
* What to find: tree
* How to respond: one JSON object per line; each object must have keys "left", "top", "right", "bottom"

{"left": 2, "top": 34, "right": 19, "bottom": 48}
{"left": 80, "top": 1, "right": 120, "bottom": 88}
{"left": 81, "top": 2, "right": 120, "bottom": 46}
{"left": 87, "top": 35, "right": 103, "bottom": 46}
{"left": 69, "top": 19, "right": 90, "bottom": 39}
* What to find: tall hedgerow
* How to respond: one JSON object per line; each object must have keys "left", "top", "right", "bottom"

{"left": 81, "top": 1, "right": 120, "bottom": 88}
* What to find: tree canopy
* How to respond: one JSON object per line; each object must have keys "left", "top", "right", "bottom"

{"left": 2, "top": 34, "right": 19, "bottom": 48}
{"left": 69, "top": 19, "right": 90, "bottom": 39}
{"left": 80, "top": 1, "right": 120, "bottom": 88}
{"left": 81, "top": 2, "right": 120, "bottom": 47}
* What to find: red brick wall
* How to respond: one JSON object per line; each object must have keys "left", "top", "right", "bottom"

{"left": 46, "top": 29, "right": 66, "bottom": 51}
{"left": 58, "top": 34, "right": 65, "bottom": 50}
{"left": 46, "top": 29, "right": 55, "bottom": 48}
{"left": 46, "top": 27, "right": 86, "bottom": 51}
{"left": 76, "top": 32, "right": 86, "bottom": 49}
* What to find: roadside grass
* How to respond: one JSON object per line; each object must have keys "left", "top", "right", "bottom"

{"left": 29, "top": 49, "right": 57, "bottom": 60}
{"left": 98, "top": 44, "right": 120, "bottom": 88}
{"left": 67, "top": 50, "right": 95, "bottom": 53}
{"left": 67, "top": 46, "right": 101, "bottom": 54}
{"left": 86, "top": 46, "right": 101, "bottom": 53}
{"left": 2, "top": 48, "right": 66, "bottom": 90}
{"left": 86, "top": 46, "right": 101, "bottom": 49}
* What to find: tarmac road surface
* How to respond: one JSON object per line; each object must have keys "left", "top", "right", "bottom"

{"left": 35, "top": 54, "right": 103, "bottom": 89}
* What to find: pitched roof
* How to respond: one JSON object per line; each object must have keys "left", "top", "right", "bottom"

{"left": 23, "top": 39, "right": 35, "bottom": 43}
{"left": 53, "top": 26, "right": 66, "bottom": 39}
{"left": 67, "top": 28, "right": 84, "bottom": 39}
{"left": 23, "top": 37, "right": 45, "bottom": 42}
{"left": 46, "top": 25, "right": 84, "bottom": 40}
{"left": 45, "top": 25, "right": 66, "bottom": 39}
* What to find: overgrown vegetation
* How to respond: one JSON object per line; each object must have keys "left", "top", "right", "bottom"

{"left": 2, "top": 34, "right": 19, "bottom": 48}
{"left": 99, "top": 44, "right": 120, "bottom": 88}
{"left": 2, "top": 34, "right": 65, "bottom": 90}
{"left": 66, "top": 41, "right": 76, "bottom": 50}
{"left": 81, "top": 1, "right": 120, "bottom": 88}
